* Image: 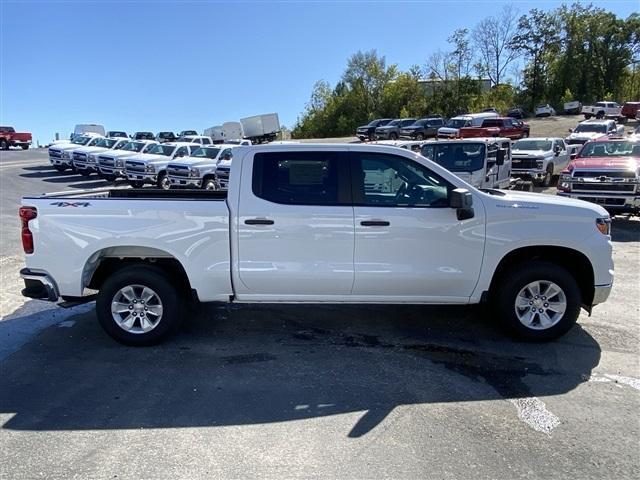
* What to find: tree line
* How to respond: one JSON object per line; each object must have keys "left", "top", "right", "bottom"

{"left": 292, "top": 3, "right": 639, "bottom": 139}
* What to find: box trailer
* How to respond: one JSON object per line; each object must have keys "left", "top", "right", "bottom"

{"left": 240, "top": 113, "right": 280, "bottom": 143}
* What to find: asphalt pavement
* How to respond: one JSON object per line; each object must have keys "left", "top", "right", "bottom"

{"left": 0, "top": 147, "right": 639, "bottom": 479}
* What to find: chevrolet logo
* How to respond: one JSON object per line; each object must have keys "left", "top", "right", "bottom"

{"left": 599, "top": 176, "right": 609, "bottom": 182}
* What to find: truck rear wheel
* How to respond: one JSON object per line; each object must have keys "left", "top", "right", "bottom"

{"left": 96, "top": 265, "right": 183, "bottom": 346}
{"left": 0, "top": 139, "right": 7, "bottom": 150}
{"left": 492, "top": 261, "right": 581, "bottom": 341}
{"left": 21, "top": 144, "right": 29, "bottom": 150}
{"left": 583, "top": 113, "right": 592, "bottom": 120}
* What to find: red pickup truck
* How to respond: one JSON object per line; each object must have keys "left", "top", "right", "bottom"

{"left": 459, "top": 117, "right": 530, "bottom": 140}
{"left": 0, "top": 126, "right": 33, "bottom": 150}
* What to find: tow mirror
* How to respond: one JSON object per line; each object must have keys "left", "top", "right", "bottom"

{"left": 450, "top": 188, "right": 474, "bottom": 220}
{"left": 554, "top": 145, "right": 561, "bottom": 156}
{"left": 496, "top": 149, "right": 506, "bottom": 166}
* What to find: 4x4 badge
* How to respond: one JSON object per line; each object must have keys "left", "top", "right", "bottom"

{"left": 50, "top": 202, "right": 91, "bottom": 208}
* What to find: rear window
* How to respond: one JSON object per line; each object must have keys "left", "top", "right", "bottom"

{"left": 252, "top": 152, "right": 344, "bottom": 205}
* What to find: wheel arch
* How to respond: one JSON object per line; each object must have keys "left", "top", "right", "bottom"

{"left": 82, "top": 246, "right": 193, "bottom": 298}
{"left": 489, "top": 245, "right": 595, "bottom": 307}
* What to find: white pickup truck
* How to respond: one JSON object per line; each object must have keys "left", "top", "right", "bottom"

{"left": 48, "top": 133, "right": 104, "bottom": 172}
{"left": 581, "top": 102, "right": 624, "bottom": 121}
{"left": 19, "top": 144, "right": 613, "bottom": 346}
{"left": 124, "top": 142, "right": 200, "bottom": 189}
{"left": 511, "top": 138, "right": 571, "bottom": 187}
{"left": 167, "top": 144, "right": 237, "bottom": 189}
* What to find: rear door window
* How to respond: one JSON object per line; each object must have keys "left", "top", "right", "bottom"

{"left": 252, "top": 151, "right": 348, "bottom": 205}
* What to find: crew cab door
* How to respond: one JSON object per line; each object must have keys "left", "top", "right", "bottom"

{"left": 234, "top": 150, "right": 355, "bottom": 299}
{"left": 552, "top": 139, "right": 569, "bottom": 173}
{"left": 350, "top": 151, "right": 485, "bottom": 301}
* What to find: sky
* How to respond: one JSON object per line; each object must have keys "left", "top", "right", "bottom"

{"left": 1, "top": 0, "right": 637, "bottom": 144}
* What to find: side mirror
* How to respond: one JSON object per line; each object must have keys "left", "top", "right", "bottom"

{"left": 570, "top": 153, "right": 577, "bottom": 160}
{"left": 450, "top": 188, "right": 474, "bottom": 220}
{"left": 568, "top": 128, "right": 573, "bottom": 133}
{"left": 554, "top": 146, "right": 561, "bottom": 156}
{"left": 496, "top": 149, "right": 506, "bottom": 166}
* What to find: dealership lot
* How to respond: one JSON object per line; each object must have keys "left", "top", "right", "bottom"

{"left": 1, "top": 128, "right": 639, "bottom": 478}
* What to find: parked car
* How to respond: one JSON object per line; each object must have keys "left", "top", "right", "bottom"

{"left": 176, "top": 135, "right": 213, "bottom": 145}
{"left": 132, "top": 131, "right": 156, "bottom": 141}
{"left": 167, "top": 144, "right": 239, "bottom": 190}
{"left": 157, "top": 132, "right": 176, "bottom": 143}
{"left": 437, "top": 112, "right": 499, "bottom": 138}
{"left": 97, "top": 140, "right": 158, "bottom": 181}
{"left": 177, "top": 130, "right": 198, "bottom": 138}
{"left": 558, "top": 137, "right": 640, "bottom": 214}
{"left": 355, "top": 118, "right": 393, "bottom": 141}
{"left": 621, "top": 102, "right": 640, "bottom": 120}
{"left": 106, "top": 131, "right": 128, "bottom": 139}
{"left": 506, "top": 107, "right": 525, "bottom": 119}
{"left": 511, "top": 138, "right": 571, "bottom": 187}
{"left": 375, "top": 118, "right": 416, "bottom": 140}
{"left": 565, "top": 119, "right": 623, "bottom": 146}
{"left": 420, "top": 138, "right": 513, "bottom": 189}
{"left": 0, "top": 125, "right": 32, "bottom": 150}
{"left": 72, "top": 137, "right": 129, "bottom": 176}
{"left": 47, "top": 133, "right": 104, "bottom": 172}
{"left": 535, "top": 104, "right": 556, "bottom": 117}
{"left": 399, "top": 117, "right": 444, "bottom": 140}
{"left": 124, "top": 142, "right": 200, "bottom": 189}
{"left": 563, "top": 101, "right": 582, "bottom": 115}
{"left": 19, "top": 144, "right": 614, "bottom": 346}
{"left": 581, "top": 102, "right": 624, "bottom": 121}
{"left": 240, "top": 113, "right": 280, "bottom": 144}
{"left": 459, "top": 117, "right": 530, "bottom": 140}
{"left": 71, "top": 124, "right": 105, "bottom": 141}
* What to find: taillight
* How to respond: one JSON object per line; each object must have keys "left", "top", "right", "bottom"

{"left": 19, "top": 206, "right": 37, "bottom": 254}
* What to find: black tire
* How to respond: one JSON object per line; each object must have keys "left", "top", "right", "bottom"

{"left": 202, "top": 177, "right": 217, "bottom": 190}
{"left": 416, "top": 133, "right": 424, "bottom": 140}
{"left": 368, "top": 133, "right": 375, "bottom": 141}
{"left": 596, "top": 111, "right": 605, "bottom": 119}
{"left": 584, "top": 114, "right": 592, "bottom": 120}
{"left": 96, "top": 265, "right": 184, "bottom": 346}
{"left": 103, "top": 174, "right": 116, "bottom": 182}
{"left": 492, "top": 261, "right": 581, "bottom": 341}
{"left": 0, "top": 139, "right": 8, "bottom": 150}
{"left": 390, "top": 132, "right": 398, "bottom": 140}
{"left": 539, "top": 165, "right": 553, "bottom": 187}
{"left": 21, "top": 144, "right": 29, "bottom": 150}
{"left": 129, "top": 180, "right": 144, "bottom": 188}
{"left": 80, "top": 170, "right": 91, "bottom": 177}
{"left": 54, "top": 165, "right": 66, "bottom": 172}
{"left": 157, "top": 172, "right": 170, "bottom": 190}
{"left": 522, "top": 131, "right": 529, "bottom": 138}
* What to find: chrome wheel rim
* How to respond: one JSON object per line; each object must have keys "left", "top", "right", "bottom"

{"left": 204, "top": 181, "right": 217, "bottom": 190}
{"left": 111, "top": 284, "right": 163, "bottom": 334}
{"left": 515, "top": 280, "right": 566, "bottom": 330}
{"left": 160, "top": 177, "right": 170, "bottom": 190}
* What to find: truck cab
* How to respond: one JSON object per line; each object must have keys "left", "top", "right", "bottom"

{"left": 72, "top": 137, "right": 129, "bottom": 176}
{"left": 124, "top": 142, "right": 199, "bottom": 189}
{"left": 48, "top": 133, "right": 105, "bottom": 172}
{"left": 566, "top": 119, "right": 623, "bottom": 146}
{"left": 167, "top": 144, "right": 238, "bottom": 189}
{"left": 419, "top": 138, "right": 512, "bottom": 189}
{"left": 511, "top": 138, "right": 570, "bottom": 187}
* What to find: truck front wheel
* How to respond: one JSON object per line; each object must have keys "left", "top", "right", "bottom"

{"left": 96, "top": 265, "right": 183, "bottom": 346}
{"left": 202, "top": 177, "right": 217, "bottom": 190}
{"left": 583, "top": 113, "right": 592, "bottom": 120}
{"left": 157, "top": 172, "right": 170, "bottom": 190}
{"left": 492, "top": 261, "right": 581, "bottom": 341}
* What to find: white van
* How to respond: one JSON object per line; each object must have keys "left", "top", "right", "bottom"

{"left": 437, "top": 112, "right": 498, "bottom": 139}
{"left": 71, "top": 124, "right": 106, "bottom": 140}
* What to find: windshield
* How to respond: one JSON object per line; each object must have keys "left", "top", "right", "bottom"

{"left": 135, "top": 132, "right": 154, "bottom": 139}
{"left": 445, "top": 118, "right": 470, "bottom": 128}
{"left": 145, "top": 144, "right": 176, "bottom": 156}
{"left": 579, "top": 141, "right": 640, "bottom": 158}
{"left": 513, "top": 140, "right": 552, "bottom": 151}
{"left": 158, "top": 132, "right": 174, "bottom": 138}
{"left": 421, "top": 143, "right": 486, "bottom": 172}
{"left": 96, "top": 138, "right": 119, "bottom": 148}
{"left": 411, "top": 120, "right": 428, "bottom": 127}
{"left": 108, "top": 131, "right": 127, "bottom": 138}
{"left": 119, "top": 141, "right": 144, "bottom": 152}
{"left": 72, "top": 136, "right": 92, "bottom": 145}
{"left": 180, "top": 130, "right": 197, "bottom": 136}
{"left": 190, "top": 147, "right": 221, "bottom": 159}
{"left": 574, "top": 123, "right": 607, "bottom": 133}
{"left": 385, "top": 120, "right": 401, "bottom": 127}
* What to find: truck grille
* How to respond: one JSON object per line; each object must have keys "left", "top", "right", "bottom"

{"left": 572, "top": 183, "right": 635, "bottom": 193}
{"left": 573, "top": 170, "right": 636, "bottom": 178}
{"left": 49, "top": 150, "right": 62, "bottom": 158}
{"left": 167, "top": 165, "right": 189, "bottom": 177}
{"left": 73, "top": 152, "right": 87, "bottom": 161}
{"left": 126, "top": 161, "right": 146, "bottom": 172}
{"left": 512, "top": 158, "right": 540, "bottom": 169}
{"left": 98, "top": 155, "right": 114, "bottom": 167}
{"left": 567, "top": 139, "right": 588, "bottom": 145}
{"left": 575, "top": 197, "right": 626, "bottom": 206}
{"left": 216, "top": 168, "right": 230, "bottom": 180}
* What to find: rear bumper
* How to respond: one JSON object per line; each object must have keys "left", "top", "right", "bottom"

{"left": 20, "top": 268, "right": 59, "bottom": 302}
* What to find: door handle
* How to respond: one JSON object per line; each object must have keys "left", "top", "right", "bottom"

{"left": 360, "top": 220, "right": 390, "bottom": 227}
{"left": 244, "top": 218, "right": 274, "bottom": 225}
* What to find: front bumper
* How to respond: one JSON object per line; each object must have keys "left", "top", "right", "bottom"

{"left": 49, "top": 156, "right": 72, "bottom": 166}
{"left": 126, "top": 172, "right": 157, "bottom": 184}
{"left": 20, "top": 268, "right": 59, "bottom": 301}
{"left": 374, "top": 131, "right": 394, "bottom": 139}
{"left": 558, "top": 192, "right": 640, "bottom": 212}
{"left": 98, "top": 165, "right": 125, "bottom": 177}
{"left": 512, "top": 168, "right": 546, "bottom": 180}
{"left": 73, "top": 161, "right": 98, "bottom": 172}
{"left": 169, "top": 176, "right": 202, "bottom": 188}
{"left": 592, "top": 284, "right": 612, "bottom": 305}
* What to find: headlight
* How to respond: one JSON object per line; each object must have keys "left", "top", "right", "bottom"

{"left": 145, "top": 164, "right": 155, "bottom": 173}
{"left": 560, "top": 174, "right": 572, "bottom": 182}
{"left": 189, "top": 168, "right": 200, "bottom": 177}
{"left": 596, "top": 217, "right": 611, "bottom": 236}
{"left": 536, "top": 160, "right": 544, "bottom": 169}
